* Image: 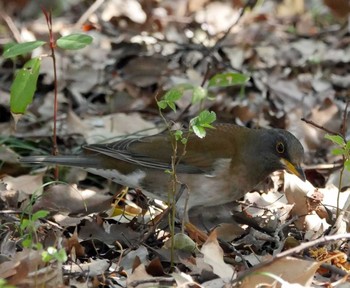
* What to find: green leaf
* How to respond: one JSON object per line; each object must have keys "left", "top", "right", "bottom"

{"left": 34, "top": 242, "right": 43, "bottom": 250}
{"left": 190, "top": 111, "right": 216, "bottom": 138}
{"left": 20, "top": 219, "right": 29, "bottom": 230}
{"left": 345, "top": 159, "right": 350, "bottom": 172}
{"left": 208, "top": 72, "right": 250, "bottom": 88}
{"left": 42, "top": 250, "right": 53, "bottom": 262}
{"left": 157, "top": 89, "right": 183, "bottom": 112}
{"left": 174, "top": 130, "right": 183, "bottom": 141}
{"left": 163, "top": 89, "right": 183, "bottom": 102}
{"left": 172, "top": 232, "right": 196, "bottom": 252}
{"left": 325, "top": 134, "right": 345, "bottom": 146}
{"left": 3, "top": 41, "right": 46, "bottom": 58}
{"left": 168, "top": 102, "right": 176, "bottom": 112}
{"left": 332, "top": 148, "right": 345, "bottom": 156}
{"left": 345, "top": 140, "right": 350, "bottom": 151}
{"left": 10, "top": 57, "right": 41, "bottom": 114}
{"left": 57, "top": 248, "right": 68, "bottom": 262}
{"left": 32, "top": 210, "right": 49, "bottom": 222}
{"left": 22, "top": 237, "right": 32, "bottom": 248}
{"left": 197, "top": 110, "right": 216, "bottom": 125}
{"left": 157, "top": 100, "right": 167, "bottom": 109}
{"left": 192, "top": 86, "right": 207, "bottom": 103}
{"left": 56, "top": 33, "right": 93, "bottom": 50}
{"left": 192, "top": 125, "right": 206, "bottom": 138}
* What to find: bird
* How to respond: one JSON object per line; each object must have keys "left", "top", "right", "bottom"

{"left": 20, "top": 123, "right": 305, "bottom": 220}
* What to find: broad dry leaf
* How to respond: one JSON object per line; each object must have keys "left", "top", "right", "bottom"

{"left": 241, "top": 256, "right": 320, "bottom": 287}
{"left": 126, "top": 261, "right": 154, "bottom": 288}
{"left": 33, "top": 184, "right": 113, "bottom": 215}
{"left": 120, "top": 246, "right": 149, "bottom": 274}
{"left": 172, "top": 270, "right": 196, "bottom": 286}
{"left": 277, "top": 0, "right": 304, "bottom": 16}
{"left": 201, "top": 230, "right": 235, "bottom": 281}
{"left": 283, "top": 173, "right": 315, "bottom": 216}
{"left": 1, "top": 173, "right": 44, "bottom": 205}
{"left": 63, "top": 258, "right": 109, "bottom": 277}
{"left": 101, "top": 0, "right": 146, "bottom": 23}
{"left": 82, "top": 112, "right": 159, "bottom": 144}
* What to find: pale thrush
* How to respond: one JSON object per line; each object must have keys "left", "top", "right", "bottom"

{"left": 20, "top": 123, "right": 305, "bottom": 218}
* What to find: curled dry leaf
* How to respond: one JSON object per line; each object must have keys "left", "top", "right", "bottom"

{"left": 284, "top": 172, "right": 329, "bottom": 234}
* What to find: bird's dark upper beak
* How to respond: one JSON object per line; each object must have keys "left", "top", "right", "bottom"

{"left": 280, "top": 158, "right": 306, "bottom": 181}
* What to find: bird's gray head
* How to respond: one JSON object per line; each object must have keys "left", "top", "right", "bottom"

{"left": 257, "top": 129, "right": 305, "bottom": 180}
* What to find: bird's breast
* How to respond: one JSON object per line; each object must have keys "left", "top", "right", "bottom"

{"left": 176, "top": 158, "right": 248, "bottom": 209}
{"left": 84, "top": 158, "right": 253, "bottom": 212}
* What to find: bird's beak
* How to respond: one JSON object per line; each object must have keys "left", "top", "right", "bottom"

{"left": 280, "top": 158, "right": 306, "bottom": 181}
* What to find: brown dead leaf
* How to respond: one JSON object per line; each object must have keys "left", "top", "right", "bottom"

{"left": 63, "top": 258, "right": 109, "bottom": 277}
{"left": 120, "top": 246, "right": 149, "bottom": 273}
{"left": 79, "top": 218, "right": 141, "bottom": 245}
{"left": 81, "top": 112, "right": 159, "bottom": 144}
{"left": 201, "top": 230, "right": 236, "bottom": 281}
{"left": 127, "top": 257, "right": 154, "bottom": 288}
{"left": 0, "top": 249, "right": 62, "bottom": 287}
{"left": 1, "top": 173, "right": 44, "bottom": 196}
{"left": 33, "top": 184, "right": 113, "bottom": 216}
{"left": 63, "top": 229, "right": 85, "bottom": 258}
{"left": 277, "top": 0, "right": 304, "bottom": 17}
{"left": 1, "top": 173, "right": 44, "bottom": 208}
{"left": 214, "top": 223, "right": 246, "bottom": 242}
{"left": 194, "top": 1, "right": 241, "bottom": 35}
{"left": 121, "top": 56, "right": 167, "bottom": 87}
{"left": 303, "top": 99, "right": 340, "bottom": 150}
{"left": 324, "top": 0, "right": 350, "bottom": 18}
{"left": 101, "top": 0, "right": 146, "bottom": 23}
{"left": 241, "top": 256, "right": 320, "bottom": 287}
{"left": 146, "top": 257, "right": 165, "bottom": 277}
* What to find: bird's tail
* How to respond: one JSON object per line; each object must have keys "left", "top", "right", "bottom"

{"left": 20, "top": 155, "right": 101, "bottom": 168}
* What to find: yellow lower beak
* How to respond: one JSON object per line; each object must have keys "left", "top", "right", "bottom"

{"left": 280, "top": 158, "right": 305, "bottom": 181}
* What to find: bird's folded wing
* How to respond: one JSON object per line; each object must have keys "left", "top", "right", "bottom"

{"left": 83, "top": 133, "right": 228, "bottom": 174}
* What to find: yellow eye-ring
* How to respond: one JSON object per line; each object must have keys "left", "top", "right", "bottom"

{"left": 276, "top": 142, "right": 285, "bottom": 154}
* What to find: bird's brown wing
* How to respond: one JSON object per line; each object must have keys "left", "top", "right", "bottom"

{"left": 84, "top": 135, "right": 204, "bottom": 173}
{"left": 84, "top": 126, "right": 238, "bottom": 174}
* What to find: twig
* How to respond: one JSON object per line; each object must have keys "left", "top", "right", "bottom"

{"left": 0, "top": 10, "right": 21, "bottom": 43}
{"left": 175, "top": 62, "right": 212, "bottom": 121}
{"left": 300, "top": 118, "right": 341, "bottom": 136}
{"left": 233, "top": 233, "right": 350, "bottom": 284}
{"left": 275, "top": 233, "right": 350, "bottom": 259}
{"left": 74, "top": 0, "right": 105, "bottom": 29}
{"left": 139, "top": 184, "right": 186, "bottom": 244}
{"left": 42, "top": 8, "right": 59, "bottom": 180}
{"left": 201, "top": 0, "right": 256, "bottom": 63}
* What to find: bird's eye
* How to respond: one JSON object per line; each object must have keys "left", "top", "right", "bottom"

{"left": 276, "top": 141, "right": 285, "bottom": 154}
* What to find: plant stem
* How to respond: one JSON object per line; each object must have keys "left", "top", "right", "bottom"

{"left": 42, "top": 8, "right": 59, "bottom": 180}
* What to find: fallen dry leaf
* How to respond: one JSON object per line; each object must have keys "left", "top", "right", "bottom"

{"left": 33, "top": 184, "right": 113, "bottom": 216}
{"left": 240, "top": 256, "right": 320, "bottom": 287}
{"left": 201, "top": 230, "right": 236, "bottom": 281}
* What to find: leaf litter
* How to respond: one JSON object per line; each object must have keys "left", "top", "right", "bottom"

{"left": 1, "top": 0, "right": 350, "bottom": 287}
